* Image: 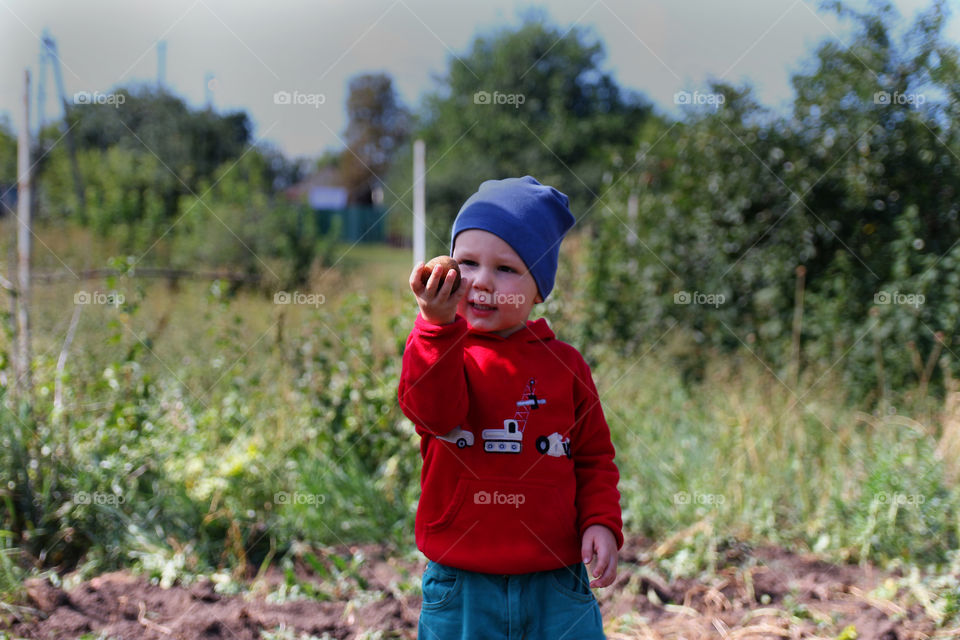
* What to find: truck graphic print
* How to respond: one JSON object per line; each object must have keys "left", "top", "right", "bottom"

{"left": 437, "top": 377, "right": 567, "bottom": 457}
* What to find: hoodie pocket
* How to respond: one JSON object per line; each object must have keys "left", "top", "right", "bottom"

{"left": 424, "top": 475, "right": 474, "bottom": 533}
{"left": 424, "top": 476, "right": 579, "bottom": 561}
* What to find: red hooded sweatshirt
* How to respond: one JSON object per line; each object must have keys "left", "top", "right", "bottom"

{"left": 398, "top": 312, "right": 623, "bottom": 574}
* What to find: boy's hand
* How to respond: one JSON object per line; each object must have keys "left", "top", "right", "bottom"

{"left": 409, "top": 261, "right": 469, "bottom": 325}
{"left": 581, "top": 524, "right": 618, "bottom": 588}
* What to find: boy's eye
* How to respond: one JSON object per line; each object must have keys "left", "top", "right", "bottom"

{"left": 455, "top": 260, "right": 517, "bottom": 273}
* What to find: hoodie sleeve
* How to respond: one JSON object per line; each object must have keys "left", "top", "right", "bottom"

{"left": 570, "top": 352, "right": 624, "bottom": 549}
{"left": 398, "top": 312, "right": 470, "bottom": 436}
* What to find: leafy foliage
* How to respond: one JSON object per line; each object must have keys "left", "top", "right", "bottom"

{"left": 384, "top": 13, "right": 654, "bottom": 256}
{"left": 36, "top": 87, "right": 251, "bottom": 225}
{"left": 341, "top": 73, "right": 410, "bottom": 203}
{"left": 2, "top": 1, "right": 959, "bottom": 597}
{"left": 0, "top": 284, "right": 419, "bottom": 576}
{"left": 29, "top": 87, "right": 331, "bottom": 285}
{"left": 171, "top": 149, "right": 339, "bottom": 288}
{"left": 0, "top": 116, "right": 16, "bottom": 190}
{"left": 583, "top": 1, "right": 960, "bottom": 403}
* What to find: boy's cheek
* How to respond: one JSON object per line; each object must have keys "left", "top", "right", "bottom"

{"left": 456, "top": 299, "right": 472, "bottom": 323}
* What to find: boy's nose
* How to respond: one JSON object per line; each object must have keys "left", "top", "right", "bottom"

{"left": 470, "top": 268, "right": 494, "bottom": 291}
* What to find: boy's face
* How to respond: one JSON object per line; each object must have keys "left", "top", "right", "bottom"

{"left": 452, "top": 229, "right": 542, "bottom": 338}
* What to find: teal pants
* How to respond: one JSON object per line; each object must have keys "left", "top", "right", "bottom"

{"left": 418, "top": 560, "right": 606, "bottom": 640}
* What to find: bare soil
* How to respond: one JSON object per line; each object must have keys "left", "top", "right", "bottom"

{"left": 3, "top": 538, "right": 955, "bottom": 640}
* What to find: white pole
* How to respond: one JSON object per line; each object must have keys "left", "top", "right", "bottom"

{"left": 413, "top": 139, "right": 426, "bottom": 265}
{"left": 17, "top": 69, "right": 33, "bottom": 400}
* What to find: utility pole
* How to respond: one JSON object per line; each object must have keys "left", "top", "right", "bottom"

{"left": 204, "top": 72, "right": 216, "bottom": 109}
{"left": 36, "top": 42, "right": 47, "bottom": 135}
{"left": 39, "top": 30, "right": 84, "bottom": 215}
{"left": 157, "top": 40, "right": 167, "bottom": 90}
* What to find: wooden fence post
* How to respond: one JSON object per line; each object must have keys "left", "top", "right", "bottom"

{"left": 16, "top": 69, "right": 33, "bottom": 402}
{"left": 412, "top": 139, "right": 425, "bottom": 266}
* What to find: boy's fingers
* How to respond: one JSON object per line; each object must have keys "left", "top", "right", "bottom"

{"left": 600, "top": 553, "right": 617, "bottom": 586}
{"left": 434, "top": 268, "right": 465, "bottom": 301}
{"left": 436, "top": 268, "right": 453, "bottom": 295}
{"left": 589, "top": 557, "right": 614, "bottom": 588}
{"left": 418, "top": 266, "right": 441, "bottom": 300}
{"left": 581, "top": 539, "right": 594, "bottom": 566}
{"left": 590, "top": 553, "right": 607, "bottom": 579}
{"left": 425, "top": 264, "right": 443, "bottom": 294}
{"left": 590, "top": 572, "right": 614, "bottom": 588}
{"left": 598, "top": 549, "right": 618, "bottom": 587}
{"left": 409, "top": 262, "right": 425, "bottom": 293}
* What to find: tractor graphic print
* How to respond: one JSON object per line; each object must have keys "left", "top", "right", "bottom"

{"left": 481, "top": 378, "right": 545, "bottom": 454}
{"left": 438, "top": 377, "right": 570, "bottom": 458}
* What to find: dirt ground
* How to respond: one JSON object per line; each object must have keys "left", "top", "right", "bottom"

{"left": 3, "top": 538, "right": 958, "bottom": 640}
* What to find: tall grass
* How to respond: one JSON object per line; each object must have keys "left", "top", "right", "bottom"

{"left": 598, "top": 331, "right": 959, "bottom": 574}
{"left": 0, "top": 223, "right": 958, "bottom": 595}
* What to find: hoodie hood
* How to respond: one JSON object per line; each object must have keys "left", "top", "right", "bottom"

{"left": 466, "top": 316, "right": 555, "bottom": 343}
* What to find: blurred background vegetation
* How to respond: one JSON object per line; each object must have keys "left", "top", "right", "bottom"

{"left": 0, "top": 0, "right": 959, "bottom": 621}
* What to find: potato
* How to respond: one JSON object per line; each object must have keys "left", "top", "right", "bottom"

{"left": 420, "top": 255, "right": 461, "bottom": 292}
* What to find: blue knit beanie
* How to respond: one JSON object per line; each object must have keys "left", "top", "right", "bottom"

{"left": 450, "top": 176, "right": 575, "bottom": 301}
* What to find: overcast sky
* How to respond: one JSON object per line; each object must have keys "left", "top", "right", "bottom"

{"left": 0, "top": 0, "right": 954, "bottom": 159}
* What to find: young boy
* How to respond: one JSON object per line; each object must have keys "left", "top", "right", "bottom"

{"left": 398, "top": 176, "right": 622, "bottom": 639}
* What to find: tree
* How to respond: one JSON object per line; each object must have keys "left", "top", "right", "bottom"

{"left": 35, "top": 86, "right": 251, "bottom": 227}
{"left": 171, "top": 148, "right": 338, "bottom": 288}
{"left": 384, "top": 13, "right": 653, "bottom": 254}
{"left": 340, "top": 73, "right": 409, "bottom": 204}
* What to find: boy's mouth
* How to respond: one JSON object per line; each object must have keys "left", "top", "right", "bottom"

{"left": 468, "top": 300, "right": 497, "bottom": 312}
